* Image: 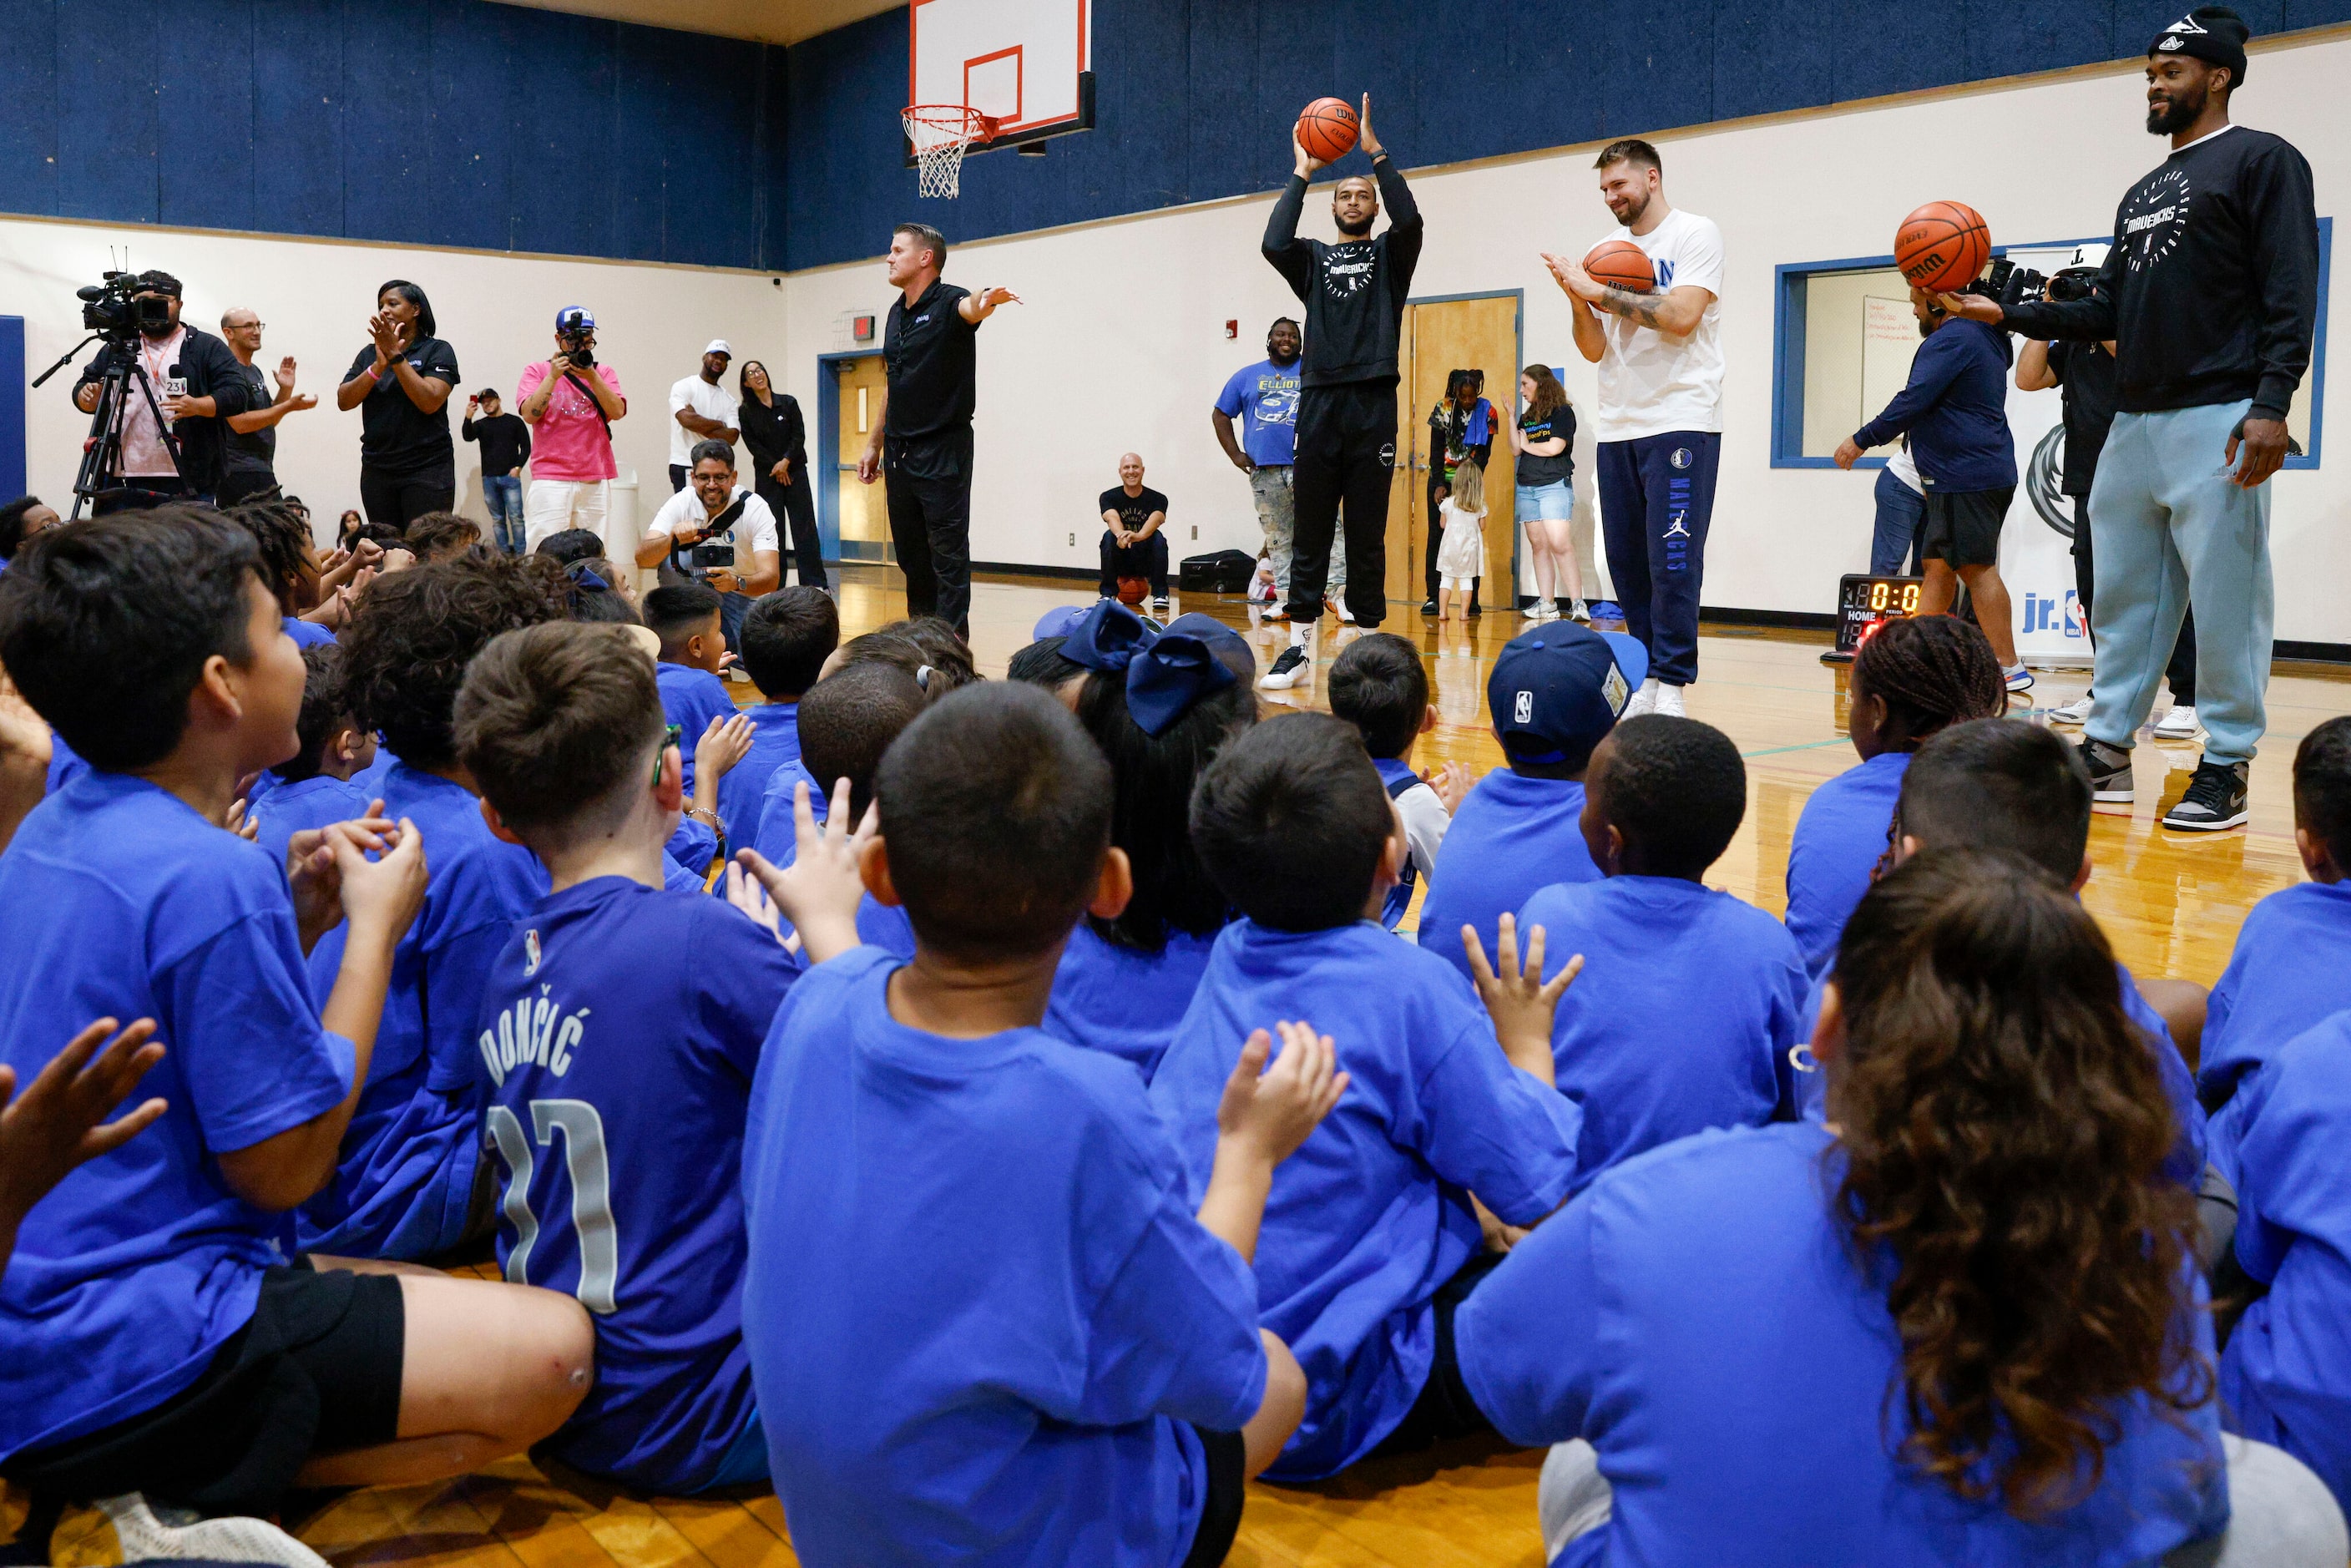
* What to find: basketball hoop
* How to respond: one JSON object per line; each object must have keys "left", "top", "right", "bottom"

{"left": 902, "top": 105, "right": 997, "bottom": 199}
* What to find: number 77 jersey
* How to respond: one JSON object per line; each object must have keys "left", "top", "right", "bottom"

{"left": 476, "top": 875, "right": 801, "bottom": 1494}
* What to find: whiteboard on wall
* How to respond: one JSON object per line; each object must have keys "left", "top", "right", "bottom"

{"left": 1858, "top": 296, "right": 1918, "bottom": 427}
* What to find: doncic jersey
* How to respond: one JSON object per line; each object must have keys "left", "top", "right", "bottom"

{"left": 477, "top": 875, "right": 801, "bottom": 1492}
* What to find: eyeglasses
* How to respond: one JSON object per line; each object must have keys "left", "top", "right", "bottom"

{"left": 655, "top": 723, "right": 681, "bottom": 784}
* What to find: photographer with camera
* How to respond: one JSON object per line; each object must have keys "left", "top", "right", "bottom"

{"left": 2014, "top": 246, "right": 2201, "bottom": 740}
{"left": 462, "top": 388, "right": 531, "bottom": 553}
{"left": 518, "top": 305, "right": 629, "bottom": 556}
{"left": 1940, "top": 6, "right": 2318, "bottom": 832}
{"left": 214, "top": 308, "right": 316, "bottom": 508}
{"left": 635, "top": 438, "right": 781, "bottom": 655}
{"left": 336, "top": 279, "right": 461, "bottom": 529}
{"left": 70, "top": 271, "right": 240, "bottom": 508}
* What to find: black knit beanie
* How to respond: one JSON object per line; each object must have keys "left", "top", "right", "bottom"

{"left": 2150, "top": 7, "right": 2251, "bottom": 87}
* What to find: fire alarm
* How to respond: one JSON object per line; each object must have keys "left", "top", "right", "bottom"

{"left": 853, "top": 314, "right": 876, "bottom": 343}
{"left": 1224, "top": 320, "right": 1238, "bottom": 339}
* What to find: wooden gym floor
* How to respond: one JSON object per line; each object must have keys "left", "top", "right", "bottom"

{"left": 14, "top": 564, "right": 2346, "bottom": 1568}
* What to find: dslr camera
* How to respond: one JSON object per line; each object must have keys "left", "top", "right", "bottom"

{"left": 559, "top": 330, "right": 597, "bottom": 370}
{"left": 1964, "top": 243, "right": 2106, "bottom": 311}
{"left": 77, "top": 272, "right": 169, "bottom": 344}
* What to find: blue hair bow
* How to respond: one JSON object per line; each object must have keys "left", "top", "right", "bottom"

{"left": 1061, "top": 599, "right": 1238, "bottom": 736}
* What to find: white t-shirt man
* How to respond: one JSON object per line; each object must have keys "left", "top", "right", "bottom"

{"left": 644, "top": 483, "right": 778, "bottom": 587}
{"left": 669, "top": 374, "right": 741, "bottom": 468}
{"left": 1589, "top": 208, "right": 1726, "bottom": 442}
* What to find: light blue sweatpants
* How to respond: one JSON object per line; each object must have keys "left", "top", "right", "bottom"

{"left": 2086, "top": 401, "right": 2273, "bottom": 765}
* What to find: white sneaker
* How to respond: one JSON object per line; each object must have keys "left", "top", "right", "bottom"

{"left": 1150, "top": 595, "right": 1170, "bottom": 615}
{"left": 99, "top": 1495, "right": 331, "bottom": 1568}
{"left": 1260, "top": 603, "right": 1287, "bottom": 623}
{"left": 2047, "top": 692, "right": 2095, "bottom": 726}
{"left": 1335, "top": 601, "right": 1357, "bottom": 624}
{"left": 2154, "top": 704, "right": 2202, "bottom": 741}
{"left": 1652, "top": 683, "right": 1687, "bottom": 718}
{"left": 1625, "top": 677, "right": 1659, "bottom": 717}
{"left": 1570, "top": 599, "right": 1591, "bottom": 624}
{"left": 1258, "top": 640, "right": 1312, "bottom": 690}
{"left": 2003, "top": 664, "right": 2035, "bottom": 694}
{"left": 1524, "top": 599, "right": 1554, "bottom": 621}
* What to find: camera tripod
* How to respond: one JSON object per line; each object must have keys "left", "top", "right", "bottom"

{"left": 30, "top": 332, "right": 185, "bottom": 520}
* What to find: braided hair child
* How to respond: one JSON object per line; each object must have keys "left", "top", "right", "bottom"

{"left": 1783, "top": 614, "right": 2005, "bottom": 979}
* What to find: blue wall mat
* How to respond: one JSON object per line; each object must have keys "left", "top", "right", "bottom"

{"left": 0, "top": 317, "right": 24, "bottom": 504}
{"left": 5, "top": 0, "right": 2349, "bottom": 271}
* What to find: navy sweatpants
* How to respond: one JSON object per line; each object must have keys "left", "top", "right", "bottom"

{"left": 1596, "top": 432, "right": 1719, "bottom": 687}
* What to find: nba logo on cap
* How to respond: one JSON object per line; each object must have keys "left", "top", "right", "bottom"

{"left": 1514, "top": 690, "right": 1534, "bottom": 725}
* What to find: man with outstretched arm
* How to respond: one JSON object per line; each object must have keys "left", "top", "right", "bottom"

{"left": 1258, "top": 95, "right": 1422, "bottom": 690}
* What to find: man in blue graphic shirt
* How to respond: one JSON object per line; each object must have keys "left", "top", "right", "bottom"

{"left": 1214, "top": 318, "right": 1333, "bottom": 620}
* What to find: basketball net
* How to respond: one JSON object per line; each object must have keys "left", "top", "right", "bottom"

{"left": 902, "top": 106, "right": 996, "bottom": 199}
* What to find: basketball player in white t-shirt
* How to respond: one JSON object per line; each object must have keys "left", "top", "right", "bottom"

{"left": 1543, "top": 138, "right": 1724, "bottom": 717}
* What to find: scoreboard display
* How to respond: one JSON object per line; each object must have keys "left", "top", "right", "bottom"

{"left": 1831, "top": 574, "right": 1924, "bottom": 659}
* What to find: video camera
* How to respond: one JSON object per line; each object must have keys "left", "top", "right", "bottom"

{"left": 1964, "top": 256, "right": 2102, "bottom": 311}
{"left": 76, "top": 272, "right": 170, "bottom": 344}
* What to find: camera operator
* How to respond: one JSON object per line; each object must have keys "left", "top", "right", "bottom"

{"left": 336, "top": 279, "right": 461, "bottom": 529}
{"left": 1940, "top": 6, "right": 2318, "bottom": 832}
{"left": 2014, "top": 247, "right": 2200, "bottom": 740}
{"left": 518, "top": 305, "right": 629, "bottom": 557}
{"left": 70, "top": 271, "right": 240, "bottom": 508}
{"left": 214, "top": 308, "right": 316, "bottom": 508}
{"left": 635, "top": 438, "right": 780, "bottom": 654}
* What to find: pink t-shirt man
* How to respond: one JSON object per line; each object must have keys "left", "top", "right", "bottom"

{"left": 516, "top": 361, "right": 626, "bottom": 482}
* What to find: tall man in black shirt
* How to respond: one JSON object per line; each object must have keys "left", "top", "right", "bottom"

{"left": 857, "top": 221, "right": 1019, "bottom": 637}
{"left": 1944, "top": 6, "right": 2318, "bottom": 832}
{"left": 1258, "top": 94, "right": 1422, "bottom": 689}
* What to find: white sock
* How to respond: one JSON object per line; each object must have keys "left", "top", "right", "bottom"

{"left": 1641, "top": 677, "right": 1659, "bottom": 697}
{"left": 1291, "top": 624, "right": 1311, "bottom": 648}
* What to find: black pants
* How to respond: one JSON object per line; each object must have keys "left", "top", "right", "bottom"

{"left": 1287, "top": 382, "right": 1395, "bottom": 627}
{"left": 884, "top": 428, "right": 974, "bottom": 635}
{"left": 2074, "top": 494, "right": 2196, "bottom": 706}
{"left": 215, "top": 468, "right": 281, "bottom": 508}
{"left": 1369, "top": 1250, "right": 1504, "bottom": 1459}
{"left": 359, "top": 463, "right": 455, "bottom": 530}
{"left": 1100, "top": 531, "right": 1170, "bottom": 598}
{"left": 756, "top": 470, "right": 828, "bottom": 590}
{"left": 668, "top": 463, "right": 689, "bottom": 493}
{"left": 1424, "top": 473, "right": 1479, "bottom": 609}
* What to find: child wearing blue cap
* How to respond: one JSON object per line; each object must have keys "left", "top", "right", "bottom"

{"left": 1045, "top": 603, "right": 1256, "bottom": 1080}
{"left": 1418, "top": 625, "right": 1642, "bottom": 987}
{"left": 1516, "top": 714, "right": 1807, "bottom": 1190}
{"left": 1152, "top": 713, "right": 1585, "bottom": 1481}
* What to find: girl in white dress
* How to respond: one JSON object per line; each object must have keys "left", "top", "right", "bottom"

{"left": 1435, "top": 458, "right": 1487, "bottom": 622}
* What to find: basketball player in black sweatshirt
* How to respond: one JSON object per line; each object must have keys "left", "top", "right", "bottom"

{"left": 1944, "top": 6, "right": 2317, "bottom": 833}
{"left": 1258, "top": 94, "right": 1422, "bottom": 688}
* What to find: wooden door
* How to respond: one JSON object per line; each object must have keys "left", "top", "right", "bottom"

{"left": 833, "top": 355, "right": 892, "bottom": 562}
{"left": 1389, "top": 296, "right": 1520, "bottom": 608}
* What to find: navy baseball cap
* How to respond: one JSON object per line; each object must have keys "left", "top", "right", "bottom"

{"left": 1488, "top": 625, "right": 1647, "bottom": 767}
{"left": 1032, "top": 604, "right": 1088, "bottom": 640}
{"left": 555, "top": 306, "right": 596, "bottom": 334}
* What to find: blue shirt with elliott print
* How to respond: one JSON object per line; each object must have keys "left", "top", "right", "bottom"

{"left": 1215, "top": 357, "right": 1302, "bottom": 467}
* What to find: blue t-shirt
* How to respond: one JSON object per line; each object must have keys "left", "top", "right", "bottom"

{"left": 2220, "top": 1008, "right": 2351, "bottom": 1518}
{"left": 1213, "top": 357, "right": 1302, "bottom": 468}
{"left": 250, "top": 774, "right": 371, "bottom": 878}
{"left": 1516, "top": 876, "right": 1804, "bottom": 1191}
{"left": 282, "top": 615, "right": 336, "bottom": 649}
{"left": 45, "top": 733, "right": 88, "bottom": 796}
{"left": 2197, "top": 881, "right": 2351, "bottom": 1183}
{"left": 657, "top": 662, "right": 739, "bottom": 794}
{"left": 743, "top": 770, "right": 914, "bottom": 956}
{"left": 0, "top": 774, "right": 356, "bottom": 1458}
{"left": 1418, "top": 770, "right": 1599, "bottom": 985}
{"left": 1782, "top": 751, "right": 1908, "bottom": 984}
{"left": 1456, "top": 1121, "right": 2229, "bottom": 1568}
{"left": 1044, "top": 922, "right": 1221, "bottom": 1081}
{"left": 1150, "top": 920, "right": 1583, "bottom": 1480}
{"left": 297, "top": 761, "right": 549, "bottom": 1259}
{"left": 478, "top": 876, "right": 797, "bottom": 1492}
{"left": 719, "top": 700, "right": 800, "bottom": 854}
{"left": 349, "top": 746, "right": 393, "bottom": 798}
{"left": 741, "top": 948, "right": 1266, "bottom": 1568}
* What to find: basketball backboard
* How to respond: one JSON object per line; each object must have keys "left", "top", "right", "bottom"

{"left": 908, "top": 0, "right": 1094, "bottom": 156}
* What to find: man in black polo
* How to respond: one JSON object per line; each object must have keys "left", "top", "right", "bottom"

{"left": 1258, "top": 94, "right": 1421, "bottom": 690}
{"left": 857, "top": 221, "right": 1019, "bottom": 636}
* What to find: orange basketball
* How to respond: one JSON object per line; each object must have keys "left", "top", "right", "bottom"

{"left": 1297, "top": 97, "right": 1359, "bottom": 164}
{"left": 1584, "top": 238, "right": 1656, "bottom": 292}
{"left": 1894, "top": 201, "right": 1991, "bottom": 292}
{"left": 1116, "top": 576, "right": 1149, "bottom": 607}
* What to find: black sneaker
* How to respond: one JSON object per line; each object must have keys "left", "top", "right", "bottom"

{"left": 1258, "top": 642, "right": 1311, "bottom": 690}
{"left": 2079, "top": 736, "right": 2134, "bottom": 807}
{"left": 2164, "top": 757, "right": 2250, "bottom": 832}
{"left": 1420, "top": 598, "right": 1439, "bottom": 615}
{"left": 1150, "top": 595, "right": 1170, "bottom": 615}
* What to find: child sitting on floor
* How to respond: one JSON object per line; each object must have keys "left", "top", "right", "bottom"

{"left": 1517, "top": 714, "right": 1807, "bottom": 1189}
{"left": 1329, "top": 633, "right": 1471, "bottom": 932}
{"left": 1418, "top": 625, "right": 1643, "bottom": 987}
{"left": 739, "top": 681, "right": 1341, "bottom": 1565}
{"left": 454, "top": 620, "right": 801, "bottom": 1495}
{"left": 716, "top": 587, "right": 838, "bottom": 852}
{"left": 1152, "top": 713, "right": 1585, "bottom": 1482}
{"left": 0, "top": 510, "right": 590, "bottom": 1536}
{"left": 250, "top": 643, "right": 376, "bottom": 873}
{"left": 1043, "top": 599, "right": 1256, "bottom": 1080}
{"left": 1782, "top": 614, "right": 2005, "bottom": 981}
